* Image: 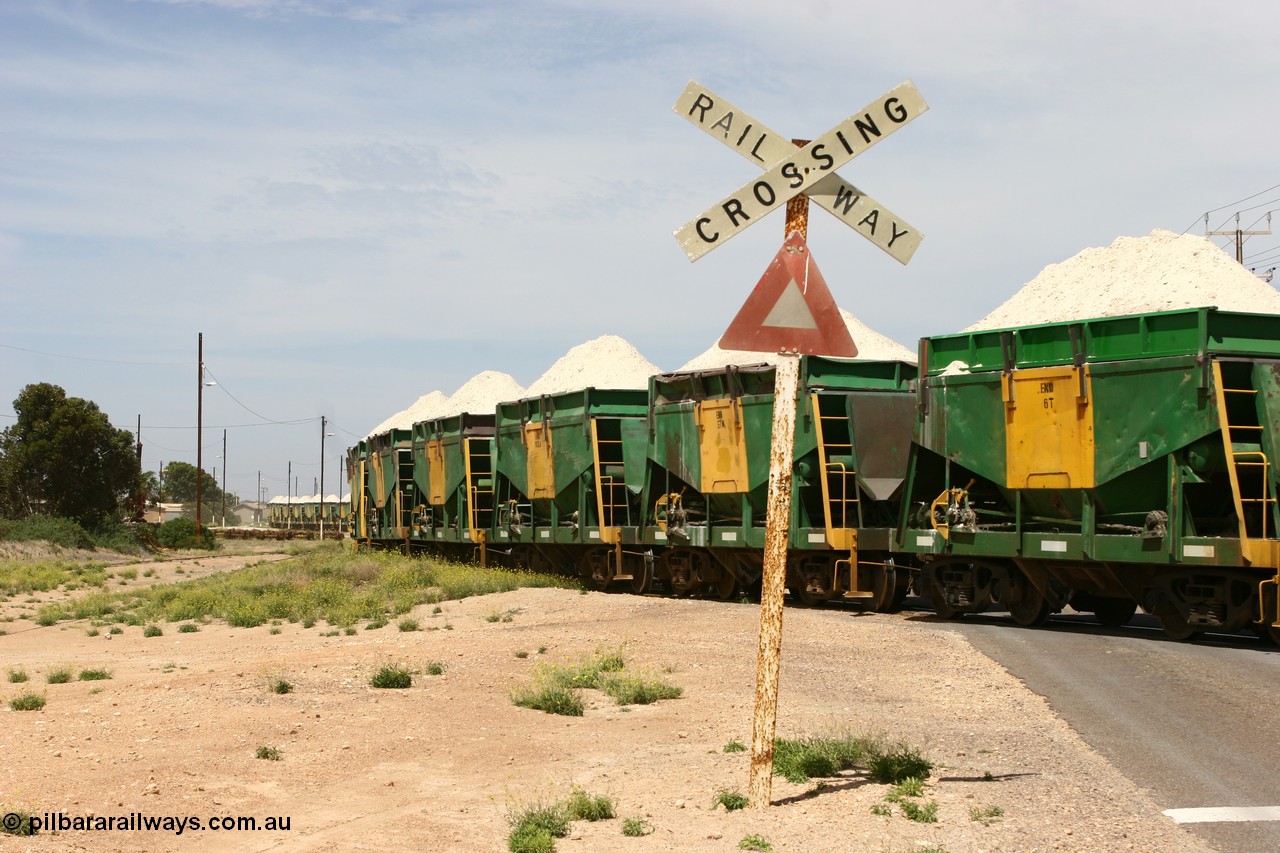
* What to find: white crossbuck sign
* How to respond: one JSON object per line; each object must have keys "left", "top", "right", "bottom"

{"left": 673, "top": 81, "right": 928, "bottom": 263}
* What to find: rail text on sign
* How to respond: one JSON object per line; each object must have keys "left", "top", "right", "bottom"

{"left": 673, "top": 80, "right": 928, "bottom": 262}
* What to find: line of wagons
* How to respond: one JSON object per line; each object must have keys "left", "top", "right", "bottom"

{"left": 264, "top": 494, "right": 350, "bottom": 532}
{"left": 341, "top": 307, "right": 1280, "bottom": 644}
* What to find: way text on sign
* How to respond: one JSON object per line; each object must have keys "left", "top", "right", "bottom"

{"left": 672, "top": 80, "right": 927, "bottom": 262}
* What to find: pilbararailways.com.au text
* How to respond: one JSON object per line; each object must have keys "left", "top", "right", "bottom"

{"left": 4, "top": 811, "right": 291, "bottom": 836}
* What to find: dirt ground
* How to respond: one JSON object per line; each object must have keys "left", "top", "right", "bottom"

{"left": 1, "top": 548, "right": 1214, "bottom": 853}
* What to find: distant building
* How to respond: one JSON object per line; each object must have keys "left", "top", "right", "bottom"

{"left": 231, "top": 501, "right": 266, "bottom": 526}
{"left": 142, "top": 503, "right": 187, "bottom": 524}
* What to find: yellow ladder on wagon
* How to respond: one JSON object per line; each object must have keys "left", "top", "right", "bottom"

{"left": 811, "top": 393, "right": 870, "bottom": 599}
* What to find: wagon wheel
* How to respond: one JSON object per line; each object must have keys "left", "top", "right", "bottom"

{"left": 628, "top": 554, "right": 653, "bottom": 596}
{"left": 708, "top": 567, "right": 738, "bottom": 601}
{"left": 1002, "top": 572, "right": 1051, "bottom": 628}
{"left": 1092, "top": 598, "right": 1137, "bottom": 628}
{"left": 580, "top": 548, "right": 613, "bottom": 591}
{"left": 920, "top": 565, "right": 963, "bottom": 620}
{"left": 788, "top": 567, "right": 829, "bottom": 607}
{"left": 665, "top": 551, "right": 698, "bottom": 597}
{"left": 865, "top": 562, "right": 898, "bottom": 613}
{"left": 889, "top": 567, "right": 912, "bottom": 612}
{"left": 1151, "top": 601, "right": 1198, "bottom": 641}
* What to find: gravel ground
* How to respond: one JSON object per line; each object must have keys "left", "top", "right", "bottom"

{"left": 1, "top": 584, "right": 1214, "bottom": 853}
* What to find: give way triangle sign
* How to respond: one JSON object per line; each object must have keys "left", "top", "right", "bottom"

{"left": 717, "top": 231, "right": 857, "bottom": 357}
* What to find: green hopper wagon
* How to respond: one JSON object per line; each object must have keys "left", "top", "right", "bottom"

{"left": 645, "top": 357, "right": 917, "bottom": 607}
{"left": 493, "top": 388, "right": 650, "bottom": 588}
{"left": 898, "top": 307, "right": 1280, "bottom": 641}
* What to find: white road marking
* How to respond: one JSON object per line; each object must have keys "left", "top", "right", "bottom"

{"left": 1163, "top": 806, "right": 1280, "bottom": 824}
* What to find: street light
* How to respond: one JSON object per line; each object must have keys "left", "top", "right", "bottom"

{"left": 320, "top": 417, "right": 335, "bottom": 540}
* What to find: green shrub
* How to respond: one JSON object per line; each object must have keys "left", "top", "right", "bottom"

{"left": 866, "top": 745, "right": 933, "bottom": 784}
{"left": 424, "top": 661, "right": 445, "bottom": 676}
{"left": 155, "top": 518, "right": 215, "bottom": 550}
{"left": 9, "top": 692, "right": 45, "bottom": 711}
{"left": 397, "top": 618, "right": 419, "bottom": 632}
{"left": 900, "top": 800, "right": 939, "bottom": 823}
{"left": 773, "top": 731, "right": 878, "bottom": 783}
{"left": 621, "top": 817, "right": 652, "bottom": 837}
{"left": 739, "top": 835, "right": 773, "bottom": 851}
{"left": 713, "top": 788, "right": 748, "bottom": 811}
{"left": 565, "top": 788, "right": 613, "bottom": 821}
{"left": 507, "top": 802, "right": 569, "bottom": 853}
{"left": 885, "top": 777, "right": 925, "bottom": 801}
{"left": 6, "top": 668, "right": 28, "bottom": 683}
{"left": 46, "top": 666, "right": 72, "bottom": 684}
{"left": 970, "top": 804, "right": 1004, "bottom": 825}
{"left": 370, "top": 664, "right": 412, "bottom": 689}
{"left": 511, "top": 683, "right": 584, "bottom": 716}
{"left": 600, "top": 673, "right": 682, "bottom": 706}
{"left": 508, "top": 823, "right": 555, "bottom": 853}
{"left": 142, "top": 624, "right": 163, "bottom": 638}
{"left": 78, "top": 668, "right": 112, "bottom": 681}
{"left": 0, "top": 515, "right": 94, "bottom": 549}
{"left": 724, "top": 740, "right": 746, "bottom": 753}
{"left": 177, "top": 623, "right": 199, "bottom": 633}
{"left": 271, "top": 678, "right": 293, "bottom": 695}
{"left": 515, "top": 650, "right": 530, "bottom": 659}
{"left": 255, "top": 746, "right": 281, "bottom": 761}
{"left": 0, "top": 808, "right": 36, "bottom": 835}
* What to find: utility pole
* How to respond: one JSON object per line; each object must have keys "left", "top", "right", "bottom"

{"left": 320, "top": 416, "right": 326, "bottom": 541}
{"left": 135, "top": 415, "right": 143, "bottom": 519}
{"left": 196, "top": 333, "right": 204, "bottom": 535}
{"left": 221, "top": 428, "right": 227, "bottom": 528}
{"left": 257, "top": 470, "right": 262, "bottom": 526}
{"left": 287, "top": 461, "right": 292, "bottom": 532}
{"left": 1206, "top": 212, "right": 1273, "bottom": 264}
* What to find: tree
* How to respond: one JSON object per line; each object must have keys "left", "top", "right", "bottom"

{"left": 0, "top": 383, "right": 141, "bottom": 527}
{"left": 159, "top": 461, "right": 237, "bottom": 523}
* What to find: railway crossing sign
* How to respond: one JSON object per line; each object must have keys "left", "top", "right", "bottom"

{"left": 719, "top": 231, "right": 857, "bottom": 357}
{"left": 673, "top": 81, "right": 927, "bottom": 263}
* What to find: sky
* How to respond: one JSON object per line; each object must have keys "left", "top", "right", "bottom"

{"left": 3, "top": 0, "right": 1278, "bottom": 506}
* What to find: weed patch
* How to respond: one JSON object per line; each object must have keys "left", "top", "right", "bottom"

{"left": 370, "top": 664, "right": 412, "bottom": 689}
{"left": 0, "top": 807, "right": 36, "bottom": 835}
{"left": 27, "top": 548, "right": 574, "bottom": 628}
{"left": 739, "top": 834, "right": 773, "bottom": 851}
{"left": 78, "top": 668, "right": 112, "bottom": 681}
{"left": 621, "top": 817, "right": 652, "bottom": 837}
{"left": 507, "top": 802, "right": 568, "bottom": 853}
{"left": 564, "top": 788, "right": 613, "bottom": 822}
{"left": 969, "top": 804, "right": 1004, "bottom": 825}
{"left": 866, "top": 744, "right": 933, "bottom": 784}
{"left": 6, "top": 668, "right": 28, "bottom": 684}
{"left": 511, "top": 683, "right": 583, "bottom": 716}
{"left": 599, "top": 673, "right": 682, "bottom": 706}
{"left": 46, "top": 666, "right": 72, "bottom": 685}
{"left": 142, "top": 624, "right": 163, "bottom": 638}
{"left": 773, "top": 730, "right": 881, "bottom": 783}
{"left": 724, "top": 740, "right": 746, "bottom": 753}
{"left": 9, "top": 692, "right": 45, "bottom": 711}
{"left": 899, "top": 800, "right": 939, "bottom": 823}
{"left": 255, "top": 746, "right": 281, "bottom": 761}
{"left": 713, "top": 788, "right": 748, "bottom": 811}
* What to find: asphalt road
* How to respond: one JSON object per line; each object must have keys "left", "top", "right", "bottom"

{"left": 923, "top": 605, "right": 1280, "bottom": 853}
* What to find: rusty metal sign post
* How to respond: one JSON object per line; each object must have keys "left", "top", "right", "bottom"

{"left": 671, "top": 80, "right": 927, "bottom": 809}
{"left": 749, "top": 351, "right": 800, "bottom": 808}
